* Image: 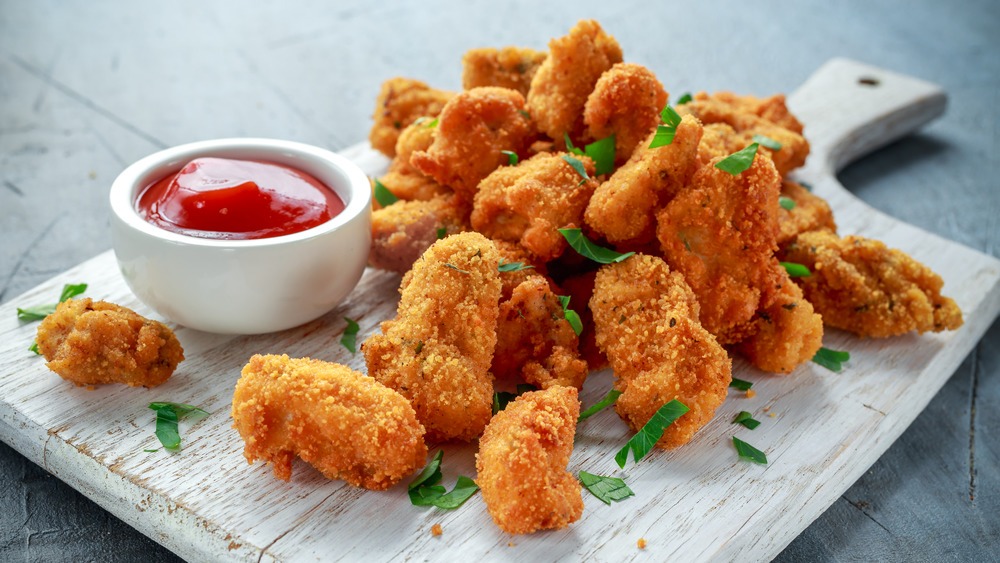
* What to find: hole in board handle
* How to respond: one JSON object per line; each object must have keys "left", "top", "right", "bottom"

{"left": 858, "top": 76, "right": 880, "bottom": 86}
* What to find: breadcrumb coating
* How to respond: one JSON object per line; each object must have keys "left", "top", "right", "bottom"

{"left": 462, "top": 47, "right": 547, "bottom": 96}
{"left": 590, "top": 255, "right": 731, "bottom": 450}
{"left": 36, "top": 298, "right": 182, "bottom": 387}
{"left": 369, "top": 78, "right": 454, "bottom": 157}
{"left": 476, "top": 386, "right": 583, "bottom": 535}
{"left": 373, "top": 118, "right": 451, "bottom": 210}
{"left": 527, "top": 19, "right": 623, "bottom": 143}
{"left": 363, "top": 232, "right": 502, "bottom": 442}
{"left": 776, "top": 180, "right": 837, "bottom": 249}
{"left": 369, "top": 195, "right": 469, "bottom": 274}
{"left": 584, "top": 62, "right": 669, "bottom": 163}
{"left": 231, "top": 354, "right": 426, "bottom": 489}
{"left": 472, "top": 152, "right": 598, "bottom": 262}
{"left": 781, "top": 230, "right": 963, "bottom": 338}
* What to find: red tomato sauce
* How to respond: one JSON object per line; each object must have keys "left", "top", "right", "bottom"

{"left": 135, "top": 157, "right": 345, "bottom": 240}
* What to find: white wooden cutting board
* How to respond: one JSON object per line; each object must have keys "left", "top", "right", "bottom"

{"left": 1, "top": 59, "right": 998, "bottom": 562}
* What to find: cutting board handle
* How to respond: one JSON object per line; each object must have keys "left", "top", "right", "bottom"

{"left": 787, "top": 57, "right": 946, "bottom": 175}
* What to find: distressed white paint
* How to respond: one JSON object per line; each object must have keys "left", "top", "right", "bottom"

{"left": 0, "top": 59, "right": 997, "bottom": 562}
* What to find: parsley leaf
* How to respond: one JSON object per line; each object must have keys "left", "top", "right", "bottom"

{"left": 715, "top": 143, "right": 759, "bottom": 175}
{"left": 408, "top": 450, "right": 479, "bottom": 509}
{"left": 436, "top": 227, "right": 447, "bottom": 239}
{"left": 498, "top": 259, "right": 534, "bottom": 272}
{"left": 812, "top": 347, "right": 850, "bottom": 371}
{"left": 28, "top": 341, "right": 40, "bottom": 355}
{"left": 780, "top": 261, "right": 811, "bottom": 278}
{"left": 779, "top": 196, "right": 796, "bottom": 210}
{"left": 564, "top": 133, "right": 585, "bottom": 156}
{"left": 557, "top": 295, "right": 583, "bottom": 336}
{"left": 579, "top": 471, "right": 635, "bottom": 505}
{"left": 648, "top": 104, "right": 683, "bottom": 149}
{"left": 733, "top": 437, "right": 767, "bottom": 464}
{"left": 17, "top": 283, "right": 88, "bottom": 321}
{"left": 492, "top": 384, "right": 536, "bottom": 415}
{"left": 373, "top": 178, "right": 399, "bottom": 207}
{"left": 340, "top": 317, "right": 360, "bottom": 354}
{"left": 615, "top": 399, "right": 689, "bottom": 468}
{"left": 578, "top": 389, "right": 622, "bottom": 422}
{"left": 729, "top": 378, "right": 753, "bottom": 391}
{"left": 676, "top": 93, "right": 693, "bottom": 105}
{"left": 732, "top": 411, "right": 761, "bottom": 430}
{"left": 444, "top": 263, "right": 469, "bottom": 274}
{"left": 148, "top": 402, "right": 208, "bottom": 451}
{"left": 501, "top": 150, "right": 519, "bottom": 166}
{"left": 585, "top": 134, "right": 616, "bottom": 176}
{"left": 752, "top": 134, "right": 782, "bottom": 151}
{"left": 558, "top": 228, "right": 635, "bottom": 264}
{"left": 561, "top": 154, "right": 590, "bottom": 185}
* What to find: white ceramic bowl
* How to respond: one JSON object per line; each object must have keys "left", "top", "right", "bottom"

{"left": 109, "top": 138, "right": 372, "bottom": 334}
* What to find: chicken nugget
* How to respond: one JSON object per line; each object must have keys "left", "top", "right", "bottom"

{"left": 462, "top": 46, "right": 547, "bottom": 96}
{"left": 780, "top": 230, "right": 963, "bottom": 338}
{"left": 363, "top": 232, "right": 502, "bottom": 442}
{"left": 656, "top": 154, "right": 784, "bottom": 344}
{"left": 36, "top": 298, "right": 183, "bottom": 387}
{"left": 584, "top": 114, "right": 702, "bottom": 245}
{"left": 494, "top": 276, "right": 588, "bottom": 390}
{"left": 369, "top": 195, "right": 468, "bottom": 274}
{"left": 527, "top": 19, "right": 623, "bottom": 143}
{"left": 476, "top": 386, "right": 583, "bottom": 535}
{"left": 410, "top": 87, "right": 535, "bottom": 203}
{"left": 590, "top": 255, "right": 731, "bottom": 450}
{"left": 776, "top": 180, "right": 836, "bottom": 249}
{"left": 373, "top": 118, "right": 451, "bottom": 210}
{"left": 370, "top": 78, "right": 455, "bottom": 157}
{"left": 231, "top": 354, "right": 426, "bottom": 489}
{"left": 472, "top": 152, "right": 598, "bottom": 262}
{"left": 584, "top": 62, "right": 669, "bottom": 163}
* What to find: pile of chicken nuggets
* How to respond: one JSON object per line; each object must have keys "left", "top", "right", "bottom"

{"left": 230, "top": 19, "right": 964, "bottom": 536}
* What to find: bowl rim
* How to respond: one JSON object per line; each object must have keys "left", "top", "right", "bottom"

{"left": 109, "top": 137, "right": 372, "bottom": 248}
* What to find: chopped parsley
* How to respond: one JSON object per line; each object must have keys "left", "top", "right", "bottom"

{"left": 414, "top": 116, "right": 438, "bottom": 128}
{"left": 558, "top": 228, "right": 635, "bottom": 264}
{"left": 498, "top": 259, "right": 534, "bottom": 272}
{"left": 340, "top": 317, "right": 360, "bottom": 354}
{"left": 812, "top": 347, "right": 850, "bottom": 371}
{"left": 557, "top": 295, "right": 583, "bottom": 336}
{"left": 676, "top": 92, "right": 693, "bottom": 105}
{"left": 649, "top": 104, "right": 683, "bottom": 149}
{"left": 579, "top": 471, "right": 635, "bottom": 505}
{"left": 408, "top": 450, "right": 479, "bottom": 509}
{"left": 373, "top": 178, "right": 399, "bottom": 207}
{"left": 146, "top": 402, "right": 208, "bottom": 451}
{"left": 585, "top": 134, "right": 616, "bottom": 176}
{"left": 564, "top": 133, "right": 585, "bottom": 156}
{"left": 752, "top": 134, "right": 782, "bottom": 151}
{"left": 615, "top": 399, "right": 689, "bottom": 468}
{"left": 578, "top": 389, "right": 622, "bottom": 422}
{"left": 443, "top": 263, "right": 469, "bottom": 274}
{"left": 492, "top": 383, "right": 536, "bottom": 415}
{"left": 17, "top": 282, "right": 88, "bottom": 321}
{"left": 732, "top": 411, "right": 761, "bottom": 430}
{"left": 780, "top": 262, "right": 811, "bottom": 278}
{"left": 779, "top": 196, "right": 797, "bottom": 210}
{"left": 729, "top": 378, "right": 753, "bottom": 391}
{"left": 561, "top": 154, "right": 590, "bottom": 185}
{"left": 715, "top": 143, "right": 759, "bottom": 175}
{"left": 733, "top": 436, "right": 767, "bottom": 464}
{"left": 436, "top": 227, "right": 447, "bottom": 239}
{"left": 501, "top": 150, "right": 519, "bottom": 166}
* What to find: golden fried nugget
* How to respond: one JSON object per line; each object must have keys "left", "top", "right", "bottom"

{"left": 656, "top": 153, "right": 784, "bottom": 344}
{"left": 36, "top": 298, "right": 182, "bottom": 388}
{"left": 494, "top": 276, "right": 588, "bottom": 390}
{"left": 363, "top": 232, "right": 502, "bottom": 442}
{"left": 476, "top": 386, "right": 583, "bottom": 535}
{"left": 781, "top": 230, "right": 963, "bottom": 338}
{"left": 584, "top": 114, "right": 703, "bottom": 245}
{"left": 494, "top": 239, "right": 548, "bottom": 300}
{"left": 231, "top": 354, "right": 426, "bottom": 489}
{"left": 373, "top": 119, "right": 451, "bottom": 210}
{"left": 584, "top": 62, "right": 669, "bottom": 162}
{"left": 776, "top": 180, "right": 837, "bottom": 249}
{"left": 370, "top": 78, "right": 454, "bottom": 157}
{"left": 735, "top": 269, "right": 824, "bottom": 374}
{"left": 527, "top": 19, "right": 623, "bottom": 143}
{"left": 590, "top": 255, "right": 731, "bottom": 450}
{"left": 462, "top": 47, "right": 547, "bottom": 96}
{"left": 472, "top": 152, "right": 598, "bottom": 262}
{"left": 369, "top": 195, "right": 469, "bottom": 274}
{"left": 410, "top": 87, "right": 535, "bottom": 203}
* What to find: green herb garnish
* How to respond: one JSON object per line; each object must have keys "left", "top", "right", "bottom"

{"left": 561, "top": 154, "right": 590, "bottom": 185}
{"left": 733, "top": 411, "right": 761, "bottom": 430}
{"left": 436, "top": 227, "right": 447, "bottom": 239}
{"left": 676, "top": 93, "right": 693, "bottom": 105}
{"left": 373, "top": 179, "right": 398, "bottom": 207}
{"left": 780, "top": 262, "right": 811, "bottom": 277}
{"left": 578, "top": 389, "right": 622, "bottom": 422}
{"left": 340, "top": 317, "right": 360, "bottom": 354}
{"left": 564, "top": 133, "right": 585, "bottom": 156}
{"left": 408, "top": 450, "right": 479, "bottom": 509}
{"left": 28, "top": 341, "right": 40, "bottom": 355}
{"left": 585, "top": 134, "right": 616, "bottom": 176}
{"left": 715, "top": 143, "right": 759, "bottom": 175}
{"left": 579, "top": 471, "right": 635, "bottom": 505}
{"left": 779, "top": 196, "right": 796, "bottom": 210}
{"left": 16, "top": 283, "right": 88, "bottom": 321}
{"left": 501, "top": 150, "right": 519, "bottom": 166}
{"left": 812, "top": 347, "right": 850, "bottom": 371}
{"left": 148, "top": 402, "right": 208, "bottom": 451}
{"left": 412, "top": 117, "right": 439, "bottom": 128}
{"left": 498, "top": 259, "right": 534, "bottom": 272}
{"left": 444, "top": 263, "right": 469, "bottom": 274}
{"left": 733, "top": 436, "right": 767, "bottom": 464}
{"left": 557, "top": 295, "right": 583, "bottom": 336}
{"left": 518, "top": 109, "right": 531, "bottom": 120}
{"left": 492, "top": 383, "right": 536, "bottom": 415}
{"left": 648, "top": 104, "right": 683, "bottom": 149}
{"left": 729, "top": 378, "right": 753, "bottom": 391}
{"left": 615, "top": 399, "right": 689, "bottom": 468}
{"left": 752, "top": 134, "right": 782, "bottom": 151}
{"left": 558, "top": 228, "right": 635, "bottom": 264}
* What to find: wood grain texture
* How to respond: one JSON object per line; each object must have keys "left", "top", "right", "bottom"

{"left": 0, "top": 59, "right": 997, "bottom": 562}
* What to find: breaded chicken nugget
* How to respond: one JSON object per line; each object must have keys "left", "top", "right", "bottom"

{"left": 373, "top": 118, "right": 451, "bottom": 210}
{"left": 776, "top": 180, "right": 837, "bottom": 249}
{"left": 472, "top": 152, "right": 598, "bottom": 262}
{"left": 494, "top": 239, "right": 548, "bottom": 300}
{"left": 370, "top": 78, "right": 455, "bottom": 157}
{"left": 231, "top": 354, "right": 426, "bottom": 489}
{"left": 410, "top": 87, "right": 535, "bottom": 203}
{"left": 584, "top": 114, "right": 703, "bottom": 245}
{"left": 494, "top": 276, "right": 588, "bottom": 390}
{"left": 584, "top": 62, "right": 669, "bottom": 163}
{"left": 462, "top": 47, "right": 547, "bottom": 96}
{"left": 36, "top": 298, "right": 183, "bottom": 387}
{"left": 656, "top": 153, "right": 784, "bottom": 344}
{"left": 780, "top": 230, "right": 963, "bottom": 338}
{"left": 590, "top": 255, "right": 731, "bottom": 450}
{"left": 363, "top": 232, "right": 502, "bottom": 442}
{"left": 476, "top": 386, "right": 583, "bottom": 535}
{"left": 527, "top": 19, "right": 623, "bottom": 143}
{"left": 369, "top": 195, "right": 468, "bottom": 274}
{"left": 735, "top": 269, "right": 824, "bottom": 374}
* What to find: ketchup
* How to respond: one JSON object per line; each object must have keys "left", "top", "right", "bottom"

{"left": 136, "top": 157, "right": 345, "bottom": 240}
